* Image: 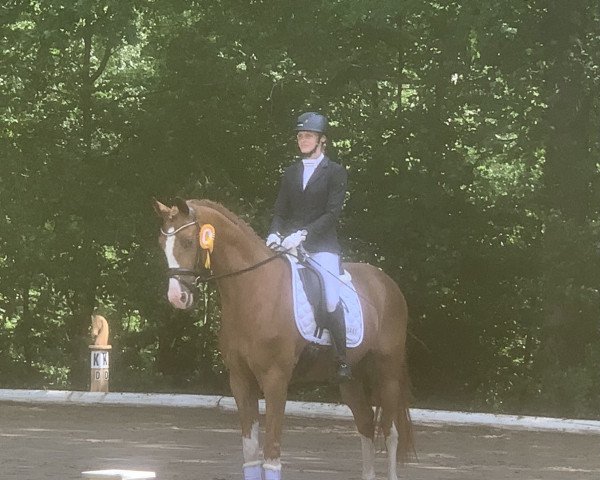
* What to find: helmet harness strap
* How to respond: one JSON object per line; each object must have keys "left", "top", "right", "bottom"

{"left": 307, "top": 133, "right": 324, "bottom": 158}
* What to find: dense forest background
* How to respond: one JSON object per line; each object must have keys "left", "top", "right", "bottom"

{"left": 1, "top": 0, "right": 599, "bottom": 419}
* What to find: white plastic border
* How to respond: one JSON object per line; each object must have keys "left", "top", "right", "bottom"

{"left": 1, "top": 388, "right": 599, "bottom": 435}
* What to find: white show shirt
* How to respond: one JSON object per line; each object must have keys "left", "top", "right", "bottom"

{"left": 302, "top": 154, "right": 324, "bottom": 190}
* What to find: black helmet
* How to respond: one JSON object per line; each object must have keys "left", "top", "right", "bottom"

{"left": 295, "top": 112, "right": 328, "bottom": 134}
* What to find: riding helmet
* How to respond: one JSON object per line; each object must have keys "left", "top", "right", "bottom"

{"left": 295, "top": 112, "right": 328, "bottom": 134}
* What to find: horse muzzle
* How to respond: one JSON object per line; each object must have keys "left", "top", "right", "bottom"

{"left": 168, "top": 278, "right": 195, "bottom": 309}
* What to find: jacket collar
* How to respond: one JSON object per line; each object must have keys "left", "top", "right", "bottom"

{"left": 300, "top": 155, "right": 329, "bottom": 191}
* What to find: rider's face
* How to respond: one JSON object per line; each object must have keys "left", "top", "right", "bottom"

{"left": 297, "top": 131, "right": 323, "bottom": 157}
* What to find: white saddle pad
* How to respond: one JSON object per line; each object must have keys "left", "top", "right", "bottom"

{"left": 286, "top": 255, "right": 364, "bottom": 348}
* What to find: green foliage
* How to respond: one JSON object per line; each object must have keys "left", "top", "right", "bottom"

{"left": 1, "top": 0, "right": 599, "bottom": 418}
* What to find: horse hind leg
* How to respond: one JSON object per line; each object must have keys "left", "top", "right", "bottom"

{"left": 377, "top": 356, "right": 415, "bottom": 480}
{"left": 339, "top": 378, "right": 377, "bottom": 480}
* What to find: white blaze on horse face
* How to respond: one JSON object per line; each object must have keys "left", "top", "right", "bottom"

{"left": 360, "top": 435, "right": 376, "bottom": 480}
{"left": 164, "top": 228, "right": 180, "bottom": 268}
{"left": 164, "top": 227, "right": 192, "bottom": 309}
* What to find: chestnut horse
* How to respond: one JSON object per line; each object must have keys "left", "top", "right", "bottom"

{"left": 154, "top": 198, "right": 414, "bottom": 480}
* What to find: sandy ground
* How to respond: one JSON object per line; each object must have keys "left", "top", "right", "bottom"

{"left": 1, "top": 402, "right": 599, "bottom": 480}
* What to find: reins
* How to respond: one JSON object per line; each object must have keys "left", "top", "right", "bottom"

{"left": 193, "top": 251, "right": 286, "bottom": 284}
{"left": 161, "top": 219, "right": 286, "bottom": 287}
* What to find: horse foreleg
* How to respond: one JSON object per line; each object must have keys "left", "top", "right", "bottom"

{"left": 260, "top": 367, "right": 290, "bottom": 480}
{"left": 340, "top": 379, "right": 377, "bottom": 480}
{"left": 230, "top": 369, "right": 261, "bottom": 480}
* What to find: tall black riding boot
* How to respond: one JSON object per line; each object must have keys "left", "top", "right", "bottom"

{"left": 327, "top": 303, "right": 352, "bottom": 382}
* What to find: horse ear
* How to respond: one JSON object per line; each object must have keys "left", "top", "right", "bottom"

{"left": 153, "top": 198, "right": 171, "bottom": 217}
{"left": 174, "top": 197, "right": 190, "bottom": 216}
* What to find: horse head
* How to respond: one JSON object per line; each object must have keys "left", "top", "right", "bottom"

{"left": 154, "top": 197, "right": 204, "bottom": 310}
{"left": 91, "top": 314, "right": 110, "bottom": 346}
{"left": 155, "top": 197, "right": 279, "bottom": 310}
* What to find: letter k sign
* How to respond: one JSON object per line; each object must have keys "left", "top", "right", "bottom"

{"left": 91, "top": 351, "right": 109, "bottom": 368}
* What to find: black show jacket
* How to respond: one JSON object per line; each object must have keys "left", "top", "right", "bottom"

{"left": 270, "top": 156, "right": 347, "bottom": 254}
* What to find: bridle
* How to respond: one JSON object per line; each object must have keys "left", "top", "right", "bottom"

{"left": 160, "top": 220, "right": 285, "bottom": 290}
{"left": 161, "top": 220, "right": 205, "bottom": 290}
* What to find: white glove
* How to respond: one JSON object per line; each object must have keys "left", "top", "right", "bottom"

{"left": 266, "top": 233, "right": 281, "bottom": 248}
{"left": 282, "top": 230, "right": 307, "bottom": 251}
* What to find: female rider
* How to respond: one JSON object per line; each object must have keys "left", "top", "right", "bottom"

{"left": 267, "top": 112, "right": 351, "bottom": 381}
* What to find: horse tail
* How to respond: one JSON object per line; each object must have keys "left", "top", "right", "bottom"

{"left": 396, "top": 360, "right": 416, "bottom": 463}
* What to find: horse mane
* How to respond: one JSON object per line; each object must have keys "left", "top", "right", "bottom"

{"left": 191, "top": 199, "right": 267, "bottom": 248}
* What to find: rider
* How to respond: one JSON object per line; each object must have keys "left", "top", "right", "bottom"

{"left": 266, "top": 111, "right": 352, "bottom": 382}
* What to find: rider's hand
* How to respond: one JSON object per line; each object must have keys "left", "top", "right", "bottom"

{"left": 266, "top": 233, "right": 282, "bottom": 248}
{"left": 282, "top": 230, "right": 306, "bottom": 250}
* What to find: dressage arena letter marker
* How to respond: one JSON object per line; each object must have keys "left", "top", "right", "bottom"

{"left": 89, "top": 314, "right": 112, "bottom": 393}
{"left": 89, "top": 345, "right": 112, "bottom": 393}
{"left": 91, "top": 351, "right": 110, "bottom": 368}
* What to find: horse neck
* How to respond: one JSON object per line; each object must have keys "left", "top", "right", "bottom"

{"left": 195, "top": 205, "right": 272, "bottom": 288}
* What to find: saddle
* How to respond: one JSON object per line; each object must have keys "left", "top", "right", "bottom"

{"left": 283, "top": 252, "right": 364, "bottom": 348}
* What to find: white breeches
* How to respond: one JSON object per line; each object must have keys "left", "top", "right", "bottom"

{"left": 306, "top": 252, "right": 341, "bottom": 312}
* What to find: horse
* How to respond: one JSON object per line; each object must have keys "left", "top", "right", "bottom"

{"left": 154, "top": 198, "right": 414, "bottom": 480}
